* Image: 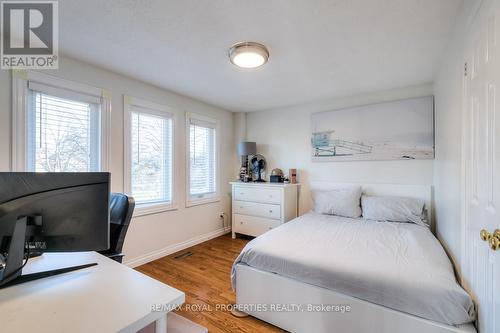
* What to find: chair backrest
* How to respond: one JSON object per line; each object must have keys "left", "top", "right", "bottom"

{"left": 108, "top": 193, "right": 135, "bottom": 255}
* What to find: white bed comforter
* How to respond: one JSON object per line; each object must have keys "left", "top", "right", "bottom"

{"left": 231, "top": 212, "right": 475, "bottom": 326}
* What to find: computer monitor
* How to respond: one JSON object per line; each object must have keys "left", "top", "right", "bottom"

{"left": 0, "top": 172, "right": 110, "bottom": 288}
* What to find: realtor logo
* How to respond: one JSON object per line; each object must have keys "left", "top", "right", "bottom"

{"left": 1, "top": 1, "right": 58, "bottom": 69}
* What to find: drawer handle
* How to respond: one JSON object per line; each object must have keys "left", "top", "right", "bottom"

{"left": 269, "top": 210, "right": 273, "bottom": 213}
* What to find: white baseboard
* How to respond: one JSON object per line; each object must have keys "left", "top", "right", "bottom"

{"left": 124, "top": 226, "right": 231, "bottom": 268}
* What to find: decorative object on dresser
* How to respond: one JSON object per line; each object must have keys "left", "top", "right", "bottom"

{"left": 237, "top": 141, "right": 257, "bottom": 182}
{"left": 270, "top": 168, "right": 284, "bottom": 183}
{"left": 289, "top": 168, "right": 297, "bottom": 184}
{"left": 231, "top": 182, "right": 298, "bottom": 238}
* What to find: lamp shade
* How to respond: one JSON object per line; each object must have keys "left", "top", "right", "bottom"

{"left": 238, "top": 141, "right": 256, "bottom": 156}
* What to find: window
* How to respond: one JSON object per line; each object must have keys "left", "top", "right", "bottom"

{"left": 130, "top": 112, "right": 172, "bottom": 204}
{"left": 186, "top": 113, "right": 219, "bottom": 206}
{"left": 125, "top": 96, "right": 176, "bottom": 215}
{"left": 12, "top": 71, "right": 109, "bottom": 172}
{"left": 27, "top": 90, "right": 101, "bottom": 172}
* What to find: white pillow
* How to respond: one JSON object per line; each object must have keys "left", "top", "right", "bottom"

{"left": 361, "top": 195, "right": 428, "bottom": 227}
{"left": 312, "top": 186, "right": 362, "bottom": 218}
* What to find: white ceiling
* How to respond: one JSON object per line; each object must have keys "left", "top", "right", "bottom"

{"left": 59, "top": 0, "right": 463, "bottom": 112}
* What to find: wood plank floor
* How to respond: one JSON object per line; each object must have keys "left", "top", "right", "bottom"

{"left": 136, "top": 234, "right": 285, "bottom": 333}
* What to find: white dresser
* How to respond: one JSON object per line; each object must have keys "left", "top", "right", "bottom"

{"left": 231, "top": 182, "right": 299, "bottom": 238}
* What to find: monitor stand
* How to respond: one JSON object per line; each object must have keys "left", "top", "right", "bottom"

{"left": 0, "top": 217, "right": 97, "bottom": 289}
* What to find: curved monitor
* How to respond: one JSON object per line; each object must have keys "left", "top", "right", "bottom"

{"left": 0, "top": 172, "right": 110, "bottom": 252}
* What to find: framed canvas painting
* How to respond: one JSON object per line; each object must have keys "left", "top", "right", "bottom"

{"left": 311, "top": 96, "right": 434, "bottom": 162}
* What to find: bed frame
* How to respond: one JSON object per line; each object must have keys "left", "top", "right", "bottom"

{"left": 234, "top": 182, "right": 476, "bottom": 333}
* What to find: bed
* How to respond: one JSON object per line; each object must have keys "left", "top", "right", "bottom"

{"left": 231, "top": 182, "right": 477, "bottom": 333}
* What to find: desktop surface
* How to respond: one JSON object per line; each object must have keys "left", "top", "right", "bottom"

{"left": 0, "top": 252, "right": 184, "bottom": 333}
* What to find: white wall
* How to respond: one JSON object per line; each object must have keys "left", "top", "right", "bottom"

{"left": 0, "top": 69, "right": 11, "bottom": 172}
{"left": 233, "top": 112, "right": 247, "bottom": 177}
{"left": 433, "top": 0, "right": 481, "bottom": 271}
{"left": 246, "top": 84, "right": 434, "bottom": 215}
{"left": 0, "top": 57, "right": 236, "bottom": 267}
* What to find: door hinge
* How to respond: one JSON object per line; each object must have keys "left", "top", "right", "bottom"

{"left": 464, "top": 62, "right": 468, "bottom": 77}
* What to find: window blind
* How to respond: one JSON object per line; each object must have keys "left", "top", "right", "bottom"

{"left": 189, "top": 119, "right": 216, "bottom": 199}
{"left": 26, "top": 89, "right": 101, "bottom": 172}
{"left": 28, "top": 81, "right": 102, "bottom": 104}
{"left": 131, "top": 111, "right": 173, "bottom": 205}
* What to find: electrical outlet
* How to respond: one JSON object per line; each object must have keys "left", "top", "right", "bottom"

{"left": 219, "top": 212, "right": 226, "bottom": 229}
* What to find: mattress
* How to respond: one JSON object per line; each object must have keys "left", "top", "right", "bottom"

{"left": 231, "top": 212, "right": 475, "bottom": 326}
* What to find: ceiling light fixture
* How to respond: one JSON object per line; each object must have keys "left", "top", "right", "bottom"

{"left": 229, "top": 42, "right": 269, "bottom": 69}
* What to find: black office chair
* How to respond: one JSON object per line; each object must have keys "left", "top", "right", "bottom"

{"left": 99, "top": 193, "right": 135, "bottom": 263}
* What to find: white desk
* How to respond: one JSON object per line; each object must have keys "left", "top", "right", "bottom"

{"left": 0, "top": 252, "right": 185, "bottom": 333}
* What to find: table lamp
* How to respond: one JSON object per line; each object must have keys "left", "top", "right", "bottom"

{"left": 238, "top": 141, "right": 256, "bottom": 181}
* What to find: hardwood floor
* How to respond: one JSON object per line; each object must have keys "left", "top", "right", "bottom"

{"left": 136, "top": 233, "right": 285, "bottom": 333}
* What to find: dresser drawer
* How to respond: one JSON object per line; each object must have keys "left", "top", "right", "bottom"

{"left": 233, "top": 214, "right": 282, "bottom": 237}
{"left": 233, "top": 201, "right": 281, "bottom": 220}
{"left": 234, "top": 186, "right": 281, "bottom": 204}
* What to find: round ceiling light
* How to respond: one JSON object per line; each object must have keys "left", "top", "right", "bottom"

{"left": 229, "top": 42, "right": 269, "bottom": 69}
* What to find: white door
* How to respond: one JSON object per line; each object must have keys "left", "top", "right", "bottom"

{"left": 462, "top": 0, "right": 500, "bottom": 332}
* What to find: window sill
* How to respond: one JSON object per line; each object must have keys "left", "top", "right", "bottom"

{"left": 186, "top": 196, "right": 220, "bottom": 208}
{"left": 133, "top": 202, "right": 178, "bottom": 217}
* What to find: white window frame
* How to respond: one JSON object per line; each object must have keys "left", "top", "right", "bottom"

{"left": 124, "top": 95, "right": 178, "bottom": 216}
{"left": 185, "top": 112, "right": 220, "bottom": 207}
{"left": 12, "top": 70, "right": 110, "bottom": 172}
